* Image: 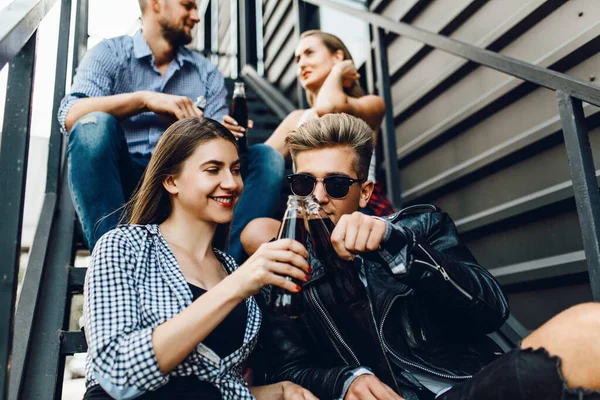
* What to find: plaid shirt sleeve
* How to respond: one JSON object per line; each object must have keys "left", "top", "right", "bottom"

{"left": 84, "top": 229, "right": 169, "bottom": 394}
{"left": 57, "top": 40, "right": 120, "bottom": 134}
{"left": 203, "top": 61, "right": 228, "bottom": 123}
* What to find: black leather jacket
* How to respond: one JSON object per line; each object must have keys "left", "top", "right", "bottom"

{"left": 261, "top": 206, "right": 510, "bottom": 399}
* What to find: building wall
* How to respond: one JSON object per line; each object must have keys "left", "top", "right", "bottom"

{"left": 260, "top": 0, "right": 600, "bottom": 329}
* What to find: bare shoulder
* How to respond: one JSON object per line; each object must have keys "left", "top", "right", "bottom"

{"left": 277, "top": 109, "right": 306, "bottom": 131}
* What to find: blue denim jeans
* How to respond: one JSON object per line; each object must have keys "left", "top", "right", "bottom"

{"left": 67, "top": 112, "right": 284, "bottom": 263}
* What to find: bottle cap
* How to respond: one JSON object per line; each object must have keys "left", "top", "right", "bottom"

{"left": 194, "top": 96, "right": 206, "bottom": 111}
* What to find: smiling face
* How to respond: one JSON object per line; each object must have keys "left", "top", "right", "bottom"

{"left": 158, "top": 0, "right": 200, "bottom": 47}
{"left": 164, "top": 138, "right": 243, "bottom": 224}
{"left": 295, "top": 35, "right": 342, "bottom": 94}
{"left": 294, "top": 146, "right": 373, "bottom": 223}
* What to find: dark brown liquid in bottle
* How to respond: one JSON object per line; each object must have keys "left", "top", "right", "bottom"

{"left": 268, "top": 217, "right": 306, "bottom": 318}
{"left": 230, "top": 96, "right": 248, "bottom": 153}
{"left": 308, "top": 218, "right": 365, "bottom": 305}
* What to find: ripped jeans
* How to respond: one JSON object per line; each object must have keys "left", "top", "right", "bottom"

{"left": 67, "top": 112, "right": 284, "bottom": 261}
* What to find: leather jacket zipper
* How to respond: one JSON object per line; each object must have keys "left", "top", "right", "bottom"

{"left": 380, "top": 295, "right": 473, "bottom": 380}
{"left": 307, "top": 286, "right": 360, "bottom": 365}
{"left": 364, "top": 287, "right": 402, "bottom": 393}
{"left": 416, "top": 244, "right": 473, "bottom": 301}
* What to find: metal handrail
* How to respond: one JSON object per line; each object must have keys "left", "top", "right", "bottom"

{"left": 0, "top": 0, "right": 60, "bottom": 70}
{"left": 241, "top": 65, "right": 295, "bottom": 120}
{"left": 300, "top": 0, "right": 600, "bottom": 107}
{"left": 297, "top": 0, "right": 600, "bottom": 301}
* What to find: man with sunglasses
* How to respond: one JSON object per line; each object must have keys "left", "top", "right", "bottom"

{"left": 243, "top": 113, "right": 600, "bottom": 400}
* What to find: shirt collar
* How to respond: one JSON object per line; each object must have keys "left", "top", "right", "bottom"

{"left": 133, "top": 30, "right": 153, "bottom": 59}
{"left": 133, "top": 30, "right": 194, "bottom": 66}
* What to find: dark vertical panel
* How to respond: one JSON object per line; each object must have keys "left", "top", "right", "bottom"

{"left": 293, "top": 0, "right": 319, "bottom": 107}
{"left": 71, "top": 0, "right": 88, "bottom": 73}
{"left": 557, "top": 91, "right": 600, "bottom": 301}
{"left": 18, "top": 166, "right": 75, "bottom": 400}
{"left": 372, "top": 27, "right": 402, "bottom": 208}
{"left": 0, "top": 32, "right": 37, "bottom": 400}
{"left": 239, "top": 0, "right": 258, "bottom": 68}
{"left": 203, "top": 0, "right": 212, "bottom": 57}
{"left": 46, "top": 0, "right": 74, "bottom": 193}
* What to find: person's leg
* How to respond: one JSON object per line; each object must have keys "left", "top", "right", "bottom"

{"left": 228, "top": 144, "right": 284, "bottom": 263}
{"left": 68, "top": 112, "right": 135, "bottom": 250}
{"left": 438, "top": 303, "right": 600, "bottom": 400}
{"left": 521, "top": 302, "right": 600, "bottom": 390}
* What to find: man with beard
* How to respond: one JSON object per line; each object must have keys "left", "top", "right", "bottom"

{"left": 58, "top": 0, "right": 283, "bottom": 261}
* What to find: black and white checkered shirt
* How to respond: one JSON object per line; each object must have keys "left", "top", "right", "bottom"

{"left": 83, "top": 224, "right": 261, "bottom": 399}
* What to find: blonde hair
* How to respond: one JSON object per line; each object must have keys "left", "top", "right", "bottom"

{"left": 299, "top": 30, "right": 364, "bottom": 107}
{"left": 287, "top": 113, "right": 373, "bottom": 180}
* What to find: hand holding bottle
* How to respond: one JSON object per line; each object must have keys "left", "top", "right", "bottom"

{"left": 227, "top": 239, "right": 310, "bottom": 301}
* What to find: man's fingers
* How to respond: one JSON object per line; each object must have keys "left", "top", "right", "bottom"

{"left": 248, "top": 119, "right": 254, "bottom": 129}
{"left": 354, "top": 223, "right": 372, "bottom": 252}
{"left": 303, "top": 390, "right": 319, "bottom": 400}
{"left": 368, "top": 381, "right": 398, "bottom": 400}
{"left": 366, "top": 219, "right": 386, "bottom": 251}
{"left": 381, "top": 382, "right": 404, "bottom": 400}
{"left": 331, "top": 217, "right": 354, "bottom": 260}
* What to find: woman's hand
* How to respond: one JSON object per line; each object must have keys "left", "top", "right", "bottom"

{"left": 222, "top": 114, "right": 254, "bottom": 140}
{"left": 333, "top": 60, "right": 360, "bottom": 88}
{"left": 227, "top": 239, "right": 311, "bottom": 300}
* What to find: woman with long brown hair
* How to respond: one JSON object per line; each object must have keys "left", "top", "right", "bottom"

{"left": 82, "top": 117, "right": 316, "bottom": 400}
{"left": 266, "top": 30, "right": 393, "bottom": 216}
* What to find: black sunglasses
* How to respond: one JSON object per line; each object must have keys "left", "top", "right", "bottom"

{"left": 287, "top": 173, "right": 363, "bottom": 199}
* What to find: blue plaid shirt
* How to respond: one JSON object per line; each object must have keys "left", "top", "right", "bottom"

{"left": 58, "top": 30, "right": 229, "bottom": 155}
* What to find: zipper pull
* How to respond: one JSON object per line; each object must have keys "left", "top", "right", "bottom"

{"left": 438, "top": 266, "right": 450, "bottom": 281}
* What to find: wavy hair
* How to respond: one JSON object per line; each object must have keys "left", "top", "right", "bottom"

{"left": 124, "top": 117, "right": 238, "bottom": 250}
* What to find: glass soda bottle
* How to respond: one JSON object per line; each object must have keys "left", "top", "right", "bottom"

{"left": 229, "top": 82, "right": 249, "bottom": 153}
{"left": 304, "top": 196, "right": 365, "bottom": 305}
{"left": 268, "top": 195, "right": 306, "bottom": 318}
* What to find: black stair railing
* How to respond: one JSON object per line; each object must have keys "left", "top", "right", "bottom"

{"left": 0, "top": 0, "right": 91, "bottom": 398}
{"left": 284, "top": 0, "right": 600, "bottom": 302}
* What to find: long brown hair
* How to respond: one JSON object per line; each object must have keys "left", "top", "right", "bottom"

{"left": 125, "top": 117, "right": 238, "bottom": 250}
{"left": 300, "top": 30, "right": 364, "bottom": 107}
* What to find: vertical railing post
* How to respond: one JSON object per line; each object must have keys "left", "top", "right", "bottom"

{"left": 557, "top": 91, "right": 600, "bottom": 301}
{"left": 293, "top": 0, "right": 319, "bottom": 108}
{"left": 8, "top": 1, "right": 74, "bottom": 398}
{"left": 0, "top": 31, "right": 38, "bottom": 400}
{"left": 203, "top": 0, "right": 212, "bottom": 57}
{"left": 46, "top": 0, "right": 74, "bottom": 193}
{"left": 238, "top": 0, "right": 257, "bottom": 69}
{"left": 71, "top": 0, "right": 89, "bottom": 73}
{"left": 372, "top": 26, "right": 402, "bottom": 209}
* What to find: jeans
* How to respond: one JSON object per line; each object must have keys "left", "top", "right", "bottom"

{"left": 67, "top": 112, "right": 284, "bottom": 263}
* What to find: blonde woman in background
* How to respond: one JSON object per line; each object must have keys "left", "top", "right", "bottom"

{"left": 266, "top": 30, "right": 394, "bottom": 216}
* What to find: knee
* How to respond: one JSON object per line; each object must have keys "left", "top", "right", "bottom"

{"left": 241, "top": 218, "right": 281, "bottom": 256}
{"left": 69, "top": 112, "right": 121, "bottom": 154}
{"left": 522, "top": 302, "right": 600, "bottom": 350}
